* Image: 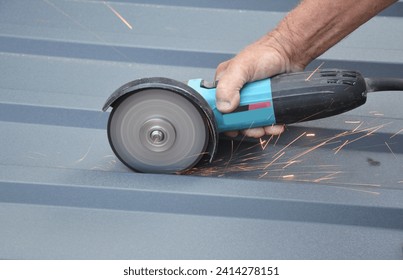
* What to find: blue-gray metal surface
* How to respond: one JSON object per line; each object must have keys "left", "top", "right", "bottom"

{"left": 0, "top": 0, "right": 403, "bottom": 259}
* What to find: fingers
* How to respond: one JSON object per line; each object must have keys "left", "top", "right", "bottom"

{"left": 224, "top": 131, "right": 239, "bottom": 138}
{"left": 241, "top": 125, "right": 284, "bottom": 138}
{"left": 242, "top": 127, "right": 266, "bottom": 138}
{"left": 224, "top": 125, "right": 284, "bottom": 138}
{"left": 264, "top": 124, "right": 285, "bottom": 135}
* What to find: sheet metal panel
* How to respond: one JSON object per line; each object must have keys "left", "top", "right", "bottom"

{"left": 1, "top": 0, "right": 403, "bottom": 259}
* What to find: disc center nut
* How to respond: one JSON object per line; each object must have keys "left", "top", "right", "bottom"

{"left": 149, "top": 128, "right": 166, "bottom": 144}
{"left": 139, "top": 118, "right": 176, "bottom": 152}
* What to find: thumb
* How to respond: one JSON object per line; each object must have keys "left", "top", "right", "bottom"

{"left": 215, "top": 62, "right": 249, "bottom": 113}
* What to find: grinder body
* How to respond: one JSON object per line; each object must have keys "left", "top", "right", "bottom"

{"left": 188, "top": 69, "right": 367, "bottom": 132}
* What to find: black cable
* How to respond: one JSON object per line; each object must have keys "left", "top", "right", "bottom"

{"left": 365, "top": 77, "right": 403, "bottom": 92}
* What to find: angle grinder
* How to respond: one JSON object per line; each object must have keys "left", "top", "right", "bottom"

{"left": 102, "top": 69, "right": 403, "bottom": 174}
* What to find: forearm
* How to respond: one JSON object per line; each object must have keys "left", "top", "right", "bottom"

{"left": 265, "top": 0, "right": 397, "bottom": 70}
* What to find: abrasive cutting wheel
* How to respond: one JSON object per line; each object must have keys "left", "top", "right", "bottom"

{"left": 107, "top": 88, "right": 209, "bottom": 173}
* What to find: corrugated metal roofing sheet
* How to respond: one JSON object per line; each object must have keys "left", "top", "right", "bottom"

{"left": 1, "top": 0, "right": 403, "bottom": 259}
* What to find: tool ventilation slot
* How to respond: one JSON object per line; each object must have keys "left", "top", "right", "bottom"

{"left": 320, "top": 70, "right": 357, "bottom": 86}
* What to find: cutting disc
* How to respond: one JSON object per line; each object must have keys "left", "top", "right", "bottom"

{"left": 107, "top": 88, "right": 209, "bottom": 173}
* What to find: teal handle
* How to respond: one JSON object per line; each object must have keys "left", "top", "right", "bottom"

{"left": 187, "top": 78, "right": 276, "bottom": 132}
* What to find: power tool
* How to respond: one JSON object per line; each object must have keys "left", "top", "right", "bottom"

{"left": 102, "top": 69, "right": 403, "bottom": 174}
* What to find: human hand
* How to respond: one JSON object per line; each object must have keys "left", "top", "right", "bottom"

{"left": 215, "top": 34, "right": 303, "bottom": 138}
{"left": 214, "top": 0, "right": 397, "bottom": 138}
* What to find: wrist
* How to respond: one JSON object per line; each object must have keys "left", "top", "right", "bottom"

{"left": 260, "top": 30, "right": 307, "bottom": 73}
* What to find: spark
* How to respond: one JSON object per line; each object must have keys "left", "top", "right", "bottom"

{"left": 305, "top": 62, "right": 325, "bottom": 81}
{"left": 259, "top": 137, "right": 270, "bottom": 150}
{"left": 75, "top": 138, "right": 96, "bottom": 164}
{"left": 333, "top": 139, "right": 349, "bottom": 154}
{"left": 335, "top": 123, "right": 390, "bottom": 148}
{"left": 352, "top": 121, "right": 364, "bottom": 132}
{"left": 238, "top": 152, "right": 263, "bottom": 160}
{"left": 259, "top": 138, "right": 267, "bottom": 151}
{"left": 322, "top": 184, "right": 380, "bottom": 195}
{"left": 390, "top": 128, "right": 403, "bottom": 139}
{"left": 258, "top": 172, "right": 268, "bottom": 179}
{"left": 289, "top": 129, "right": 351, "bottom": 160}
{"left": 273, "top": 132, "right": 282, "bottom": 146}
{"left": 329, "top": 181, "right": 381, "bottom": 188}
{"left": 306, "top": 133, "right": 315, "bottom": 137}
{"left": 292, "top": 180, "right": 381, "bottom": 194}
{"left": 305, "top": 164, "right": 341, "bottom": 168}
{"left": 369, "top": 111, "right": 384, "bottom": 116}
{"left": 289, "top": 138, "right": 332, "bottom": 162}
{"left": 224, "top": 140, "right": 234, "bottom": 169}
{"left": 282, "top": 160, "right": 302, "bottom": 169}
{"left": 313, "top": 171, "right": 342, "bottom": 183}
{"left": 43, "top": 0, "right": 131, "bottom": 60}
{"left": 283, "top": 170, "right": 341, "bottom": 175}
{"left": 384, "top": 141, "right": 398, "bottom": 160}
{"left": 327, "top": 123, "right": 388, "bottom": 153}
{"left": 264, "top": 151, "right": 285, "bottom": 169}
{"left": 295, "top": 107, "right": 331, "bottom": 123}
{"left": 188, "top": 119, "right": 398, "bottom": 188}
{"left": 272, "top": 132, "right": 306, "bottom": 158}
{"left": 359, "top": 122, "right": 392, "bottom": 133}
{"left": 103, "top": 155, "right": 115, "bottom": 159}
{"left": 104, "top": 1, "right": 133, "bottom": 29}
{"left": 234, "top": 126, "right": 250, "bottom": 153}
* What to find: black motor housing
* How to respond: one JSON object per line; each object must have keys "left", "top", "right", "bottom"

{"left": 271, "top": 69, "right": 367, "bottom": 124}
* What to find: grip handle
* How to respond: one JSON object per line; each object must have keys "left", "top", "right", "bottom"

{"left": 188, "top": 78, "right": 274, "bottom": 132}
